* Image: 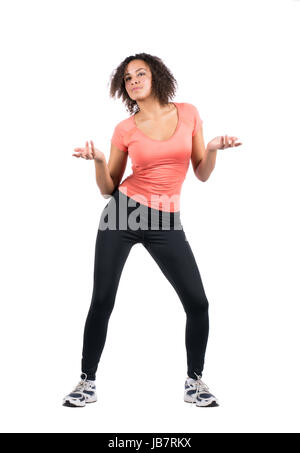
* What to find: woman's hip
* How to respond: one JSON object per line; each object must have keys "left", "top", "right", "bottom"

{"left": 99, "top": 189, "right": 183, "bottom": 231}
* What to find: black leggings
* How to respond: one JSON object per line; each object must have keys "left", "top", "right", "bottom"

{"left": 81, "top": 189, "right": 209, "bottom": 380}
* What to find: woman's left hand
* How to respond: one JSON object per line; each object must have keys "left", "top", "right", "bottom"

{"left": 207, "top": 135, "right": 243, "bottom": 151}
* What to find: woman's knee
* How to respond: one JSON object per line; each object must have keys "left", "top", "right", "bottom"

{"left": 89, "top": 289, "right": 116, "bottom": 316}
{"left": 183, "top": 293, "right": 209, "bottom": 316}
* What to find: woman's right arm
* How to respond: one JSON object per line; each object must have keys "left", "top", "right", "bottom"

{"left": 94, "top": 142, "right": 128, "bottom": 198}
{"left": 73, "top": 140, "right": 128, "bottom": 199}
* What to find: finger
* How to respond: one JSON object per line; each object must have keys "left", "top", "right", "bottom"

{"left": 88, "top": 141, "right": 93, "bottom": 158}
{"left": 90, "top": 140, "right": 95, "bottom": 156}
{"left": 226, "top": 136, "right": 231, "bottom": 147}
{"left": 231, "top": 137, "right": 242, "bottom": 146}
{"left": 230, "top": 136, "right": 238, "bottom": 143}
{"left": 221, "top": 135, "right": 226, "bottom": 148}
{"left": 220, "top": 135, "right": 225, "bottom": 149}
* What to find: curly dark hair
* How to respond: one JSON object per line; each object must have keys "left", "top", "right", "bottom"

{"left": 108, "top": 52, "right": 178, "bottom": 116}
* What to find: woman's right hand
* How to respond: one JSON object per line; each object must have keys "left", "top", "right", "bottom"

{"left": 72, "top": 140, "right": 105, "bottom": 163}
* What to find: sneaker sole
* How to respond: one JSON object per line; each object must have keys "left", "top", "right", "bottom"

{"left": 62, "top": 396, "right": 97, "bottom": 407}
{"left": 62, "top": 401, "right": 84, "bottom": 408}
{"left": 196, "top": 400, "right": 219, "bottom": 407}
{"left": 184, "top": 395, "right": 219, "bottom": 407}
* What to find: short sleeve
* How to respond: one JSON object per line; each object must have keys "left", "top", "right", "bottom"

{"left": 191, "top": 104, "right": 203, "bottom": 137}
{"left": 111, "top": 123, "right": 128, "bottom": 152}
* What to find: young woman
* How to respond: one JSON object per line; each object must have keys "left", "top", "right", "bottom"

{"left": 62, "top": 52, "right": 242, "bottom": 408}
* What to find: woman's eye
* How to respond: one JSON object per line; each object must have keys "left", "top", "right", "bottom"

{"left": 125, "top": 72, "right": 145, "bottom": 82}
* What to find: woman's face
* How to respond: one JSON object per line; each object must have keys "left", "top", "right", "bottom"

{"left": 124, "top": 59, "right": 152, "bottom": 101}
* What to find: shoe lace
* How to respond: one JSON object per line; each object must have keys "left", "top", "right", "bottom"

{"left": 73, "top": 372, "right": 90, "bottom": 393}
{"left": 193, "top": 372, "right": 210, "bottom": 399}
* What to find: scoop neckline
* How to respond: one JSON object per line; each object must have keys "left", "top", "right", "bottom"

{"left": 132, "top": 102, "right": 181, "bottom": 143}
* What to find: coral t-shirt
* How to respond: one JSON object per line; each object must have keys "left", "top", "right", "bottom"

{"left": 110, "top": 102, "right": 203, "bottom": 212}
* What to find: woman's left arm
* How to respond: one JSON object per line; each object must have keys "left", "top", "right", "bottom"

{"left": 191, "top": 125, "right": 242, "bottom": 182}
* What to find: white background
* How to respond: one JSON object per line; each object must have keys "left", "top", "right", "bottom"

{"left": 0, "top": 0, "right": 299, "bottom": 434}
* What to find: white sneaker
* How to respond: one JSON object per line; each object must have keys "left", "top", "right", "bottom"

{"left": 62, "top": 373, "right": 97, "bottom": 407}
{"left": 184, "top": 373, "right": 219, "bottom": 407}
